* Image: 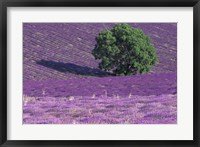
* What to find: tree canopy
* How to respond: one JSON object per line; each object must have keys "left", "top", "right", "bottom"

{"left": 92, "top": 23, "right": 158, "bottom": 76}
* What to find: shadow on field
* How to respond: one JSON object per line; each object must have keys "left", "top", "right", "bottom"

{"left": 36, "top": 59, "right": 110, "bottom": 77}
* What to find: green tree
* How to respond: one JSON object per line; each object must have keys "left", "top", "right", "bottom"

{"left": 92, "top": 23, "right": 158, "bottom": 76}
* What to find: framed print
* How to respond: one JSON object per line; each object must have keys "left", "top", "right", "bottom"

{"left": 0, "top": 0, "right": 199, "bottom": 146}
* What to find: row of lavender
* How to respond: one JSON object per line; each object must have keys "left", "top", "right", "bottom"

{"left": 24, "top": 72, "right": 176, "bottom": 97}
{"left": 23, "top": 23, "right": 177, "bottom": 80}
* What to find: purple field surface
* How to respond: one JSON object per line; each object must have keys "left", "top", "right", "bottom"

{"left": 23, "top": 72, "right": 177, "bottom": 124}
{"left": 23, "top": 23, "right": 177, "bottom": 124}
{"left": 23, "top": 94, "right": 176, "bottom": 124}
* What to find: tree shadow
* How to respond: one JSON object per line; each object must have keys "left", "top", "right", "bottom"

{"left": 36, "top": 59, "right": 110, "bottom": 77}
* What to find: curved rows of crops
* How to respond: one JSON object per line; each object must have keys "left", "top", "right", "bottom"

{"left": 23, "top": 23, "right": 177, "bottom": 80}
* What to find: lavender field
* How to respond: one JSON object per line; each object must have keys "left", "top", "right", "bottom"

{"left": 23, "top": 23, "right": 177, "bottom": 124}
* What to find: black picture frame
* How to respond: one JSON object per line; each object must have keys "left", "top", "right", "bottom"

{"left": 0, "top": 0, "right": 199, "bottom": 146}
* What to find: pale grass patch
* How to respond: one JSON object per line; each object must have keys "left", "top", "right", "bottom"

{"left": 104, "top": 90, "right": 107, "bottom": 98}
{"left": 124, "top": 118, "right": 132, "bottom": 124}
{"left": 42, "top": 89, "right": 46, "bottom": 96}
{"left": 155, "top": 102, "right": 163, "bottom": 108}
{"left": 65, "top": 96, "right": 75, "bottom": 101}
{"left": 68, "top": 96, "right": 74, "bottom": 101}
{"left": 135, "top": 112, "right": 145, "bottom": 118}
{"left": 23, "top": 95, "right": 36, "bottom": 105}
{"left": 92, "top": 94, "right": 96, "bottom": 98}
{"left": 135, "top": 103, "right": 145, "bottom": 109}
{"left": 88, "top": 109, "right": 92, "bottom": 114}
{"left": 112, "top": 94, "right": 120, "bottom": 99}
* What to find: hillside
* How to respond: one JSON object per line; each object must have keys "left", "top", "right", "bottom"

{"left": 23, "top": 23, "right": 177, "bottom": 80}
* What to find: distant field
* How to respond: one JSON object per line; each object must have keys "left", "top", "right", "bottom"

{"left": 23, "top": 23, "right": 177, "bottom": 124}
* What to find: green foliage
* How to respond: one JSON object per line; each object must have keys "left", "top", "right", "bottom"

{"left": 92, "top": 23, "right": 158, "bottom": 76}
